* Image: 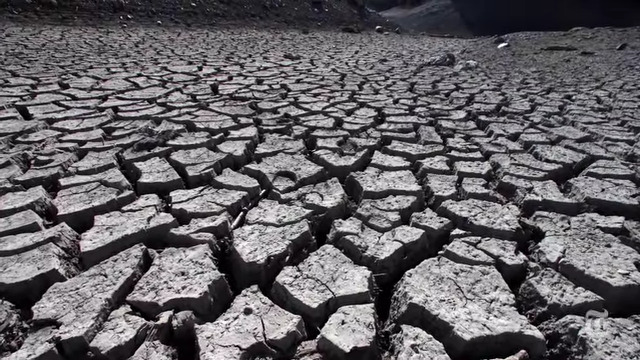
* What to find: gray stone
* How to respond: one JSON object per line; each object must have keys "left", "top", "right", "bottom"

{"left": 532, "top": 228, "right": 640, "bottom": 315}
{"left": 539, "top": 315, "right": 640, "bottom": 360}
{"left": 410, "top": 208, "right": 454, "bottom": 241}
{"left": 369, "top": 151, "right": 411, "bottom": 171}
{"left": 0, "top": 186, "right": 56, "bottom": 218}
{"left": 415, "top": 156, "right": 451, "bottom": 178}
{"left": 437, "top": 199, "right": 525, "bottom": 241}
{"left": 230, "top": 221, "right": 314, "bottom": 289}
{"left": 580, "top": 159, "right": 636, "bottom": 181}
{"left": 389, "top": 325, "right": 451, "bottom": 360}
{"left": 0, "top": 209, "right": 44, "bottom": 237}
{"left": 0, "top": 223, "right": 78, "bottom": 257}
{"left": 5, "top": 326, "right": 61, "bottom": 360}
{"left": 244, "top": 153, "right": 326, "bottom": 193}
{"left": 518, "top": 267, "right": 604, "bottom": 324}
{"left": 196, "top": 286, "right": 306, "bottom": 359}
{"left": 132, "top": 157, "right": 184, "bottom": 195}
{"left": 0, "top": 300, "right": 28, "bottom": 356}
{"left": 271, "top": 245, "right": 373, "bottom": 325}
{"left": 130, "top": 340, "right": 177, "bottom": 359}
{"left": 127, "top": 244, "right": 232, "bottom": 319}
{"left": 80, "top": 207, "right": 177, "bottom": 268}
{"left": 354, "top": 195, "right": 422, "bottom": 232}
{"left": 0, "top": 242, "right": 78, "bottom": 304}
{"left": 317, "top": 304, "right": 379, "bottom": 360}
{"left": 165, "top": 214, "right": 231, "bottom": 247}
{"left": 89, "top": 305, "right": 150, "bottom": 359}
{"left": 68, "top": 149, "right": 120, "bottom": 175}
{"left": 565, "top": 176, "right": 639, "bottom": 217}
{"left": 389, "top": 257, "right": 546, "bottom": 360}
{"left": 425, "top": 174, "right": 458, "bottom": 207}
{"left": 168, "top": 148, "right": 231, "bottom": 187}
{"left": 55, "top": 182, "right": 136, "bottom": 232}
{"left": 384, "top": 141, "right": 444, "bottom": 162}
{"left": 169, "top": 186, "right": 250, "bottom": 223}
{"left": 30, "top": 245, "right": 151, "bottom": 356}
{"left": 345, "top": 168, "right": 422, "bottom": 202}
{"left": 211, "top": 168, "right": 261, "bottom": 197}
{"left": 271, "top": 178, "right": 348, "bottom": 223}
{"left": 328, "top": 218, "right": 431, "bottom": 284}
{"left": 245, "top": 199, "right": 313, "bottom": 227}
{"left": 58, "top": 167, "right": 131, "bottom": 191}
{"left": 312, "top": 149, "right": 370, "bottom": 180}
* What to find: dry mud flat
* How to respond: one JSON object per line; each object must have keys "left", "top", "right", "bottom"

{"left": 0, "top": 21, "right": 640, "bottom": 360}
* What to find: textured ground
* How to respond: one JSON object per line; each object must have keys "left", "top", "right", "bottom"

{"left": 0, "top": 21, "right": 640, "bottom": 360}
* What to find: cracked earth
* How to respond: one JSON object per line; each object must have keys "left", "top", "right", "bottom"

{"left": 0, "top": 20, "right": 640, "bottom": 360}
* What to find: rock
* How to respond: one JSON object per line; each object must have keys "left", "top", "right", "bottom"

{"left": 80, "top": 206, "right": 177, "bottom": 268}
{"left": 388, "top": 325, "right": 451, "bottom": 360}
{"left": 437, "top": 199, "right": 525, "bottom": 241}
{"left": 245, "top": 199, "right": 313, "bottom": 227}
{"left": 384, "top": 141, "right": 445, "bottom": 163}
{"left": 459, "top": 178, "right": 506, "bottom": 203}
{"left": 131, "top": 157, "right": 184, "bottom": 195}
{"left": 0, "top": 186, "right": 56, "bottom": 218}
{"left": 0, "top": 209, "right": 44, "bottom": 237}
{"left": 68, "top": 149, "right": 120, "bottom": 175}
{"left": 244, "top": 153, "right": 326, "bottom": 193}
{"left": 271, "top": 178, "right": 348, "bottom": 223}
{"left": 424, "top": 174, "right": 458, "bottom": 207}
{"left": 443, "top": 238, "right": 495, "bottom": 266}
{"left": 0, "top": 242, "right": 78, "bottom": 304}
{"left": 0, "top": 223, "right": 78, "bottom": 257}
{"left": 164, "top": 214, "right": 231, "bottom": 247}
{"left": 354, "top": 195, "right": 422, "bottom": 232}
{"left": 0, "top": 300, "right": 28, "bottom": 355}
{"left": 565, "top": 176, "right": 639, "bottom": 217}
{"left": 531, "top": 228, "right": 640, "bottom": 315}
{"left": 271, "top": 245, "right": 373, "bottom": 325}
{"left": 312, "top": 149, "right": 370, "bottom": 180}
{"left": 580, "top": 159, "right": 636, "bottom": 181}
{"left": 55, "top": 182, "right": 136, "bottom": 232}
{"left": 5, "top": 326, "right": 60, "bottom": 360}
{"left": 518, "top": 266, "right": 604, "bottom": 324}
{"left": 424, "top": 53, "right": 456, "bottom": 66}
{"left": 539, "top": 315, "right": 640, "bottom": 360}
{"left": 169, "top": 186, "right": 250, "bottom": 223}
{"left": 89, "top": 305, "right": 151, "bottom": 359}
{"left": 328, "top": 218, "right": 431, "bottom": 284}
{"left": 317, "top": 304, "right": 380, "bottom": 359}
{"left": 211, "top": 168, "right": 261, "bottom": 197}
{"left": 196, "top": 286, "right": 306, "bottom": 359}
{"left": 389, "top": 257, "right": 546, "bottom": 359}
{"left": 230, "top": 221, "right": 314, "bottom": 289}
{"left": 345, "top": 168, "right": 423, "bottom": 202}
{"left": 514, "top": 179, "right": 581, "bottom": 215}
{"left": 127, "top": 244, "right": 232, "bottom": 319}
{"left": 130, "top": 340, "right": 177, "bottom": 359}
{"left": 410, "top": 207, "right": 454, "bottom": 241}
{"left": 369, "top": 151, "right": 412, "bottom": 171}
{"left": 490, "top": 153, "right": 564, "bottom": 181}
{"left": 168, "top": 147, "right": 231, "bottom": 187}
{"left": 29, "top": 245, "right": 151, "bottom": 356}
{"left": 58, "top": 167, "right": 131, "bottom": 191}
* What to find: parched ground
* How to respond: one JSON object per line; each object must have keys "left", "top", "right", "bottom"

{"left": 0, "top": 20, "right": 639, "bottom": 360}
